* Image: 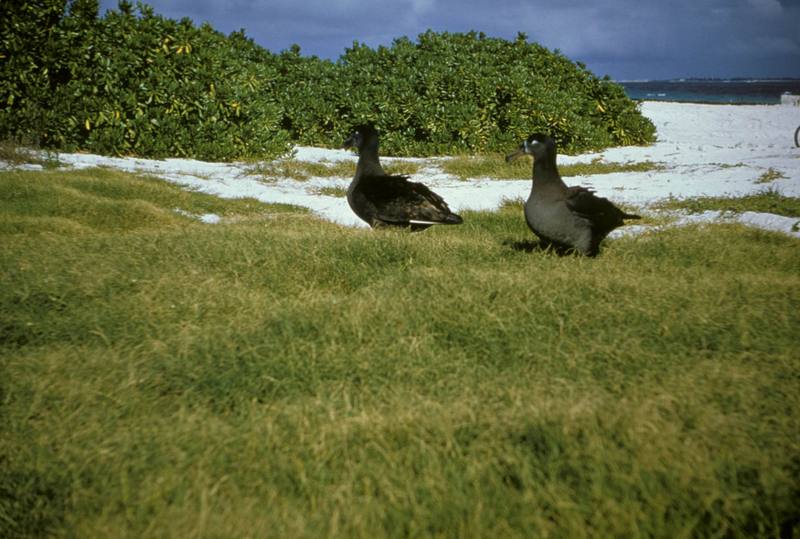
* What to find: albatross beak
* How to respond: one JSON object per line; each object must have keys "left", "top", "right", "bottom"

{"left": 505, "top": 147, "right": 527, "bottom": 163}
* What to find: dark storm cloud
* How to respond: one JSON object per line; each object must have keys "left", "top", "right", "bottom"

{"left": 98, "top": 0, "right": 800, "bottom": 79}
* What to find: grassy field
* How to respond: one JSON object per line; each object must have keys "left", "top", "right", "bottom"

{"left": 1, "top": 167, "right": 799, "bottom": 538}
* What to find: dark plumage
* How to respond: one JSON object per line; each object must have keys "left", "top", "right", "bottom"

{"left": 342, "top": 125, "right": 462, "bottom": 230}
{"left": 506, "top": 133, "right": 640, "bottom": 256}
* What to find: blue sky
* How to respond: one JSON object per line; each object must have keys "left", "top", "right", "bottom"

{"left": 97, "top": 0, "right": 800, "bottom": 80}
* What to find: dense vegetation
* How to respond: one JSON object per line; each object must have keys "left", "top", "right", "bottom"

{"left": 1, "top": 0, "right": 656, "bottom": 160}
{"left": 280, "top": 33, "right": 656, "bottom": 155}
{"left": 1, "top": 167, "right": 798, "bottom": 537}
{"left": 0, "top": 0, "right": 292, "bottom": 160}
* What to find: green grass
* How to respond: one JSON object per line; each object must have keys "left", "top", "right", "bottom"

{"left": 247, "top": 158, "right": 356, "bottom": 181}
{"left": 755, "top": 168, "right": 787, "bottom": 184}
{"left": 2, "top": 169, "right": 799, "bottom": 538}
{"left": 441, "top": 155, "right": 665, "bottom": 180}
{"left": 0, "top": 140, "right": 62, "bottom": 169}
{"left": 714, "top": 162, "right": 747, "bottom": 169}
{"left": 652, "top": 189, "right": 800, "bottom": 218}
{"left": 312, "top": 185, "right": 349, "bottom": 198}
{"left": 247, "top": 153, "right": 663, "bottom": 185}
{"left": 247, "top": 158, "right": 420, "bottom": 182}
{"left": 382, "top": 160, "right": 424, "bottom": 177}
{"left": 0, "top": 168, "right": 307, "bottom": 235}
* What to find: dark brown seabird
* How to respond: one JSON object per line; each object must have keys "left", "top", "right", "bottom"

{"left": 506, "top": 133, "right": 640, "bottom": 256}
{"left": 343, "top": 125, "right": 462, "bottom": 231}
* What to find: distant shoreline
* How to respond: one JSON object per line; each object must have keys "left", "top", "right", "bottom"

{"left": 618, "top": 79, "right": 800, "bottom": 105}
{"left": 615, "top": 77, "right": 800, "bottom": 83}
{"left": 633, "top": 99, "right": 789, "bottom": 106}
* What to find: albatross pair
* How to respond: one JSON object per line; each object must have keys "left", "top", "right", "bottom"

{"left": 343, "top": 125, "right": 639, "bottom": 256}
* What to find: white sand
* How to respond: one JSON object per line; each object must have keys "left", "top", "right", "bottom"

{"left": 7, "top": 101, "right": 800, "bottom": 237}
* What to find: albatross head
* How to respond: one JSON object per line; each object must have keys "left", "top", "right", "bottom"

{"left": 505, "top": 133, "right": 556, "bottom": 162}
{"left": 343, "top": 124, "right": 379, "bottom": 151}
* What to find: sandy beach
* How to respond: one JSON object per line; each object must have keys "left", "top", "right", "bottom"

{"left": 14, "top": 101, "right": 800, "bottom": 237}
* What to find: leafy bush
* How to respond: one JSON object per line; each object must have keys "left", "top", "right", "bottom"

{"left": 271, "top": 32, "right": 657, "bottom": 155}
{"left": 1, "top": 0, "right": 292, "bottom": 160}
{"left": 0, "top": 0, "right": 69, "bottom": 146}
{"left": 274, "top": 45, "right": 343, "bottom": 146}
{"left": 1, "top": 3, "right": 655, "bottom": 160}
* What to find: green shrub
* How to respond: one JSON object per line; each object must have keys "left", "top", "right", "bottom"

{"left": 0, "top": 0, "right": 69, "bottom": 145}
{"left": 1, "top": 4, "right": 655, "bottom": 160}
{"left": 1, "top": 1, "right": 292, "bottom": 160}
{"left": 273, "top": 45, "right": 344, "bottom": 145}
{"left": 275, "top": 31, "right": 656, "bottom": 156}
{"left": 340, "top": 31, "right": 654, "bottom": 154}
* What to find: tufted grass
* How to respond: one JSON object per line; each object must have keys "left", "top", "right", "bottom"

{"left": 246, "top": 158, "right": 420, "bottom": 182}
{"left": 755, "top": 168, "right": 787, "bottom": 184}
{"left": 652, "top": 188, "right": 800, "bottom": 218}
{"left": 246, "top": 158, "right": 356, "bottom": 181}
{"left": 0, "top": 140, "right": 62, "bottom": 169}
{"left": 441, "top": 154, "right": 665, "bottom": 180}
{"left": 0, "top": 168, "right": 307, "bottom": 235}
{"left": 1, "top": 168, "right": 799, "bottom": 538}
{"left": 312, "top": 185, "right": 349, "bottom": 198}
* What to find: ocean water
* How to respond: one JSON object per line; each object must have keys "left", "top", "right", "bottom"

{"left": 619, "top": 79, "right": 800, "bottom": 104}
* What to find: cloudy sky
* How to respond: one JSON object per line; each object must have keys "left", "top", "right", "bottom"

{"left": 97, "top": 0, "right": 800, "bottom": 80}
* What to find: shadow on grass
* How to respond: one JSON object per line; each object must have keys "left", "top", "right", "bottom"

{"left": 502, "top": 238, "right": 577, "bottom": 257}
{"left": 0, "top": 466, "right": 68, "bottom": 538}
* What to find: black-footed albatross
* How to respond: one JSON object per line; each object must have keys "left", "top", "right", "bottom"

{"left": 506, "top": 133, "right": 640, "bottom": 256}
{"left": 343, "top": 125, "right": 463, "bottom": 230}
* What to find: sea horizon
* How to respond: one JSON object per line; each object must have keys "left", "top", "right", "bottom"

{"left": 615, "top": 77, "right": 800, "bottom": 83}
{"left": 617, "top": 78, "right": 800, "bottom": 104}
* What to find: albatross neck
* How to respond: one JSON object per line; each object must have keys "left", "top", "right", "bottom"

{"left": 532, "top": 154, "right": 561, "bottom": 185}
{"left": 356, "top": 144, "right": 386, "bottom": 177}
